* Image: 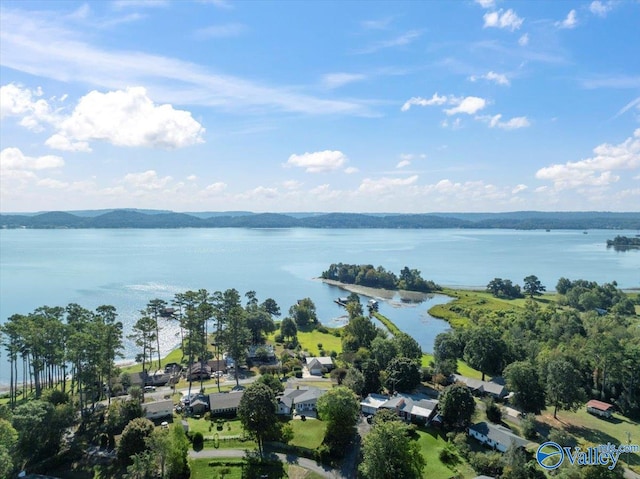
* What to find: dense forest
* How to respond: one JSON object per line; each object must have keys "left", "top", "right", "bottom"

{"left": 321, "top": 263, "right": 441, "bottom": 293}
{"left": 1, "top": 209, "right": 639, "bottom": 230}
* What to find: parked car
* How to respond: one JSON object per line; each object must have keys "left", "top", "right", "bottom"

{"left": 144, "top": 385, "right": 156, "bottom": 392}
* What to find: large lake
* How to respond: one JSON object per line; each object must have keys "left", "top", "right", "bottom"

{"left": 1, "top": 228, "right": 638, "bottom": 386}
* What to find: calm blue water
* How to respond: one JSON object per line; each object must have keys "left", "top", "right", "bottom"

{"left": 1, "top": 228, "right": 638, "bottom": 385}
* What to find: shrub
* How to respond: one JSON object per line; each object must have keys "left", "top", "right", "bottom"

{"left": 274, "top": 333, "right": 284, "bottom": 343}
{"left": 192, "top": 432, "right": 204, "bottom": 450}
{"left": 317, "top": 343, "right": 323, "bottom": 350}
{"left": 295, "top": 371, "right": 303, "bottom": 378}
{"left": 316, "top": 325, "right": 329, "bottom": 334}
{"left": 520, "top": 414, "right": 538, "bottom": 440}
{"left": 548, "top": 428, "right": 577, "bottom": 447}
{"left": 485, "top": 399, "right": 502, "bottom": 423}
{"left": 439, "top": 446, "right": 459, "bottom": 465}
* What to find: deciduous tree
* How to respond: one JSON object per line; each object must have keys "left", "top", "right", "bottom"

{"left": 316, "top": 386, "right": 360, "bottom": 455}
{"left": 439, "top": 383, "right": 475, "bottom": 429}
{"left": 237, "top": 382, "right": 278, "bottom": 458}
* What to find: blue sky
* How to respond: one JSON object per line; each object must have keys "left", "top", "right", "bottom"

{"left": 1, "top": 0, "right": 639, "bottom": 213}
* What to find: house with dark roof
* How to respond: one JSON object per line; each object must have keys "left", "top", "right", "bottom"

{"left": 586, "top": 399, "right": 615, "bottom": 418}
{"left": 144, "top": 399, "right": 173, "bottom": 420}
{"left": 468, "top": 422, "right": 529, "bottom": 452}
{"left": 208, "top": 391, "right": 244, "bottom": 416}
{"left": 453, "top": 374, "right": 508, "bottom": 399}
{"left": 187, "top": 363, "right": 212, "bottom": 381}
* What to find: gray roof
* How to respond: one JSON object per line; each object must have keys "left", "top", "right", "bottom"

{"left": 453, "top": 375, "right": 507, "bottom": 397}
{"left": 209, "top": 391, "right": 244, "bottom": 411}
{"left": 279, "top": 387, "right": 326, "bottom": 405}
{"left": 144, "top": 399, "right": 173, "bottom": 415}
{"left": 379, "top": 393, "right": 438, "bottom": 419}
{"left": 469, "top": 422, "right": 529, "bottom": 449}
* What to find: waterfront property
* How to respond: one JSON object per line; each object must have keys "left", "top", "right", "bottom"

{"left": 277, "top": 387, "right": 327, "bottom": 416}
{"left": 360, "top": 392, "right": 439, "bottom": 425}
{"left": 208, "top": 391, "right": 244, "bottom": 416}
{"left": 453, "top": 374, "right": 508, "bottom": 399}
{"left": 305, "top": 356, "right": 334, "bottom": 375}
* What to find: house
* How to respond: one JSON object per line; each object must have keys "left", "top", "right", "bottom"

{"left": 144, "top": 399, "right": 173, "bottom": 420}
{"left": 468, "top": 422, "right": 529, "bottom": 452}
{"left": 187, "top": 362, "right": 212, "bottom": 381}
{"left": 148, "top": 370, "right": 170, "bottom": 386}
{"left": 207, "top": 359, "right": 228, "bottom": 374}
{"left": 305, "top": 356, "right": 334, "bottom": 375}
{"left": 276, "top": 387, "right": 327, "bottom": 415}
{"left": 208, "top": 391, "right": 244, "bottom": 416}
{"left": 586, "top": 399, "right": 615, "bottom": 418}
{"left": 247, "top": 344, "right": 276, "bottom": 363}
{"left": 360, "top": 393, "right": 389, "bottom": 416}
{"left": 189, "top": 398, "right": 209, "bottom": 415}
{"left": 378, "top": 393, "right": 439, "bottom": 425}
{"left": 453, "top": 374, "right": 508, "bottom": 399}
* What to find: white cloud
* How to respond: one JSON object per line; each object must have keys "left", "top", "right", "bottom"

{"left": 469, "top": 71, "right": 510, "bottom": 86}
{"left": 286, "top": 150, "right": 348, "bottom": 173}
{"left": 475, "top": 0, "right": 495, "bottom": 9}
{"left": 187, "top": 175, "right": 198, "bottom": 181}
{"left": 589, "top": 1, "right": 613, "bottom": 17}
{"left": 0, "top": 147, "right": 65, "bottom": 171}
{"left": 193, "top": 23, "right": 247, "bottom": 39}
{"left": 557, "top": 10, "right": 578, "bottom": 29}
{"left": 0, "top": 83, "right": 58, "bottom": 131}
{"left": 444, "top": 97, "right": 487, "bottom": 116}
{"left": 282, "top": 180, "right": 302, "bottom": 190}
{"left": 123, "top": 170, "right": 173, "bottom": 190}
{"left": 112, "top": 0, "right": 169, "bottom": 9}
{"left": 358, "top": 175, "right": 419, "bottom": 194}
{"left": 481, "top": 114, "right": 531, "bottom": 129}
{"left": 396, "top": 160, "right": 411, "bottom": 168}
{"left": 518, "top": 33, "right": 529, "bottom": 46}
{"left": 401, "top": 93, "right": 447, "bottom": 111}
{"left": 204, "top": 181, "right": 227, "bottom": 193}
{"left": 44, "top": 134, "right": 92, "bottom": 152}
{"left": 322, "top": 73, "right": 366, "bottom": 89}
{"left": 344, "top": 166, "right": 359, "bottom": 174}
{"left": 483, "top": 9, "right": 524, "bottom": 31}
{"left": 355, "top": 30, "right": 422, "bottom": 54}
{"left": 37, "top": 178, "right": 69, "bottom": 189}
{"left": 536, "top": 129, "right": 640, "bottom": 189}
{"left": 512, "top": 184, "right": 528, "bottom": 194}
{"left": 51, "top": 87, "right": 205, "bottom": 149}
{"left": 441, "top": 118, "right": 462, "bottom": 129}
{"left": 0, "top": 10, "right": 371, "bottom": 117}
{"left": 613, "top": 97, "right": 640, "bottom": 119}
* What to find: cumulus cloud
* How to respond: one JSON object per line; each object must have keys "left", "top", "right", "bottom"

{"left": 51, "top": 87, "right": 205, "bottom": 150}
{"left": 0, "top": 147, "right": 65, "bottom": 171}
{"left": 396, "top": 160, "right": 411, "bottom": 168}
{"left": 589, "top": 1, "right": 613, "bottom": 17}
{"left": 401, "top": 93, "right": 447, "bottom": 111}
{"left": 483, "top": 9, "right": 524, "bottom": 31}
{"left": 512, "top": 184, "right": 528, "bottom": 194}
{"left": 344, "top": 166, "right": 359, "bottom": 174}
{"left": 0, "top": 83, "right": 58, "bottom": 131}
{"left": 475, "top": 0, "right": 495, "bottom": 8}
{"left": 123, "top": 170, "right": 173, "bottom": 191}
{"left": 444, "top": 97, "right": 487, "bottom": 116}
{"left": 469, "top": 71, "right": 510, "bottom": 86}
{"left": 322, "top": 73, "right": 366, "bottom": 89}
{"left": 536, "top": 129, "right": 640, "bottom": 189}
{"left": 557, "top": 10, "right": 578, "bottom": 29}
{"left": 204, "top": 181, "right": 227, "bottom": 193}
{"left": 518, "top": 33, "right": 529, "bottom": 46}
{"left": 44, "top": 134, "right": 92, "bottom": 152}
{"left": 286, "top": 150, "right": 348, "bottom": 173}
{"left": 358, "top": 175, "right": 419, "bottom": 194}
{"left": 481, "top": 114, "right": 531, "bottom": 129}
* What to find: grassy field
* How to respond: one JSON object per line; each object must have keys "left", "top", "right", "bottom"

{"left": 536, "top": 407, "right": 640, "bottom": 473}
{"left": 295, "top": 327, "right": 342, "bottom": 356}
{"left": 415, "top": 427, "right": 477, "bottom": 479}
{"left": 288, "top": 418, "right": 325, "bottom": 449}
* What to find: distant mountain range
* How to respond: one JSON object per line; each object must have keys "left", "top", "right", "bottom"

{"left": 1, "top": 209, "right": 639, "bottom": 230}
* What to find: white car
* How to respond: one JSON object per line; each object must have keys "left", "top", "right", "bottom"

{"left": 144, "top": 385, "right": 156, "bottom": 392}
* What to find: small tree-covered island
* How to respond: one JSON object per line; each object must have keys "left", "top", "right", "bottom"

{"left": 1, "top": 268, "right": 639, "bottom": 479}
{"left": 607, "top": 235, "right": 640, "bottom": 251}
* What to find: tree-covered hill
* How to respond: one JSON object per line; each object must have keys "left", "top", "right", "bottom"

{"left": 1, "top": 209, "right": 639, "bottom": 230}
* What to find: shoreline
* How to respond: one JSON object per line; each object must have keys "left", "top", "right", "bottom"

{"left": 318, "top": 278, "right": 448, "bottom": 303}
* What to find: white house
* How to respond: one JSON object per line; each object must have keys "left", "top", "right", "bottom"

{"left": 144, "top": 399, "right": 173, "bottom": 420}
{"left": 305, "top": 356, "right": 334, "bottom": 375}
{"left": 277, "top": 387, "right": 327, "bottom": 415}
{"left": 360, "top": 394, "right": 389, "bottom": 416}
{"left": 360, "top": 392, "right": 439, "bottom": 425}
{"left": 468, "top": 422, "right": 529, "bottom": 452}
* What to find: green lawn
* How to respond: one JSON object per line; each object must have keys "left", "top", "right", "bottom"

{"left": 537, "top": 407, "right": 640, "bottom": 473}
{"left": 120, "top": 347, "right": 185, "bottom": 375}
{"left": 421, "top": 354, "right": 485, "bottom": 380}
{"left": 288, "top": 418, "right": 325, "bottom": 449}
{"left": 189, "top": 458, "right": 244, "bottom": 479}
{"left": 296, "top": 328, "right": 342, "bottom": 356}
{"left": 415, "top": 427, "right": 477, "bottom": 479}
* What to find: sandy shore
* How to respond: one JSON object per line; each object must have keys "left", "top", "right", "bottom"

{"left": 318, "top": 278, "right": 434, "bottom": 303}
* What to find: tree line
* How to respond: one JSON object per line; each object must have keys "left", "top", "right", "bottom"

{"left": 321, "top": 263, "right": 441, "bottom": 293}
